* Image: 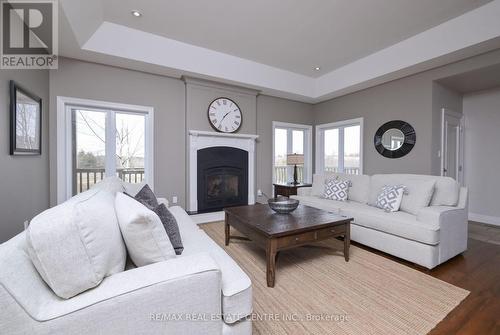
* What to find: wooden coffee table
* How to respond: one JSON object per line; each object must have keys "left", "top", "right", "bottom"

{"left": 224, "top": 204, "right": 353, "bottom": 287}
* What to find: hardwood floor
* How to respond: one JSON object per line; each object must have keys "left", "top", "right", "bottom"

{"left": 468, "top": 221, "right": 500, "bottom": 245}
{"left": 352, "top": 223, "right": 500, "bottom": 335}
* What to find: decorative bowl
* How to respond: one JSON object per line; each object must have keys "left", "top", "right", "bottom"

{"left": 267, "top": 196, "right": 299, "bottom": 214}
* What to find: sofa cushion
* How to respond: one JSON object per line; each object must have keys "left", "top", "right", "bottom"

{"left": 291, "top": 195, "right": 348, "bottom": 214}
{"left": 430, "top": 177, "right": 460, "bottom": 207}
{"left": 370, "top": 174, "right": 459, "bottom": 207}
{"left": 400, "top": 179, "right": 436, "bottom": 215}
{"left": 91, "top": 176, "right": 125, "bottom": 194}
{"left": 341, "top": 202, "right": 440, "bottom": 245}
{"left": 26, "top": 189, "right": 126, "bottom": 299}
{"left": 311, "top": 172, "right": 334, "bottom": 197}
{"left": 168, "top": 207, "right": 252, "bottom": 324}
{"left": 115, "top": 193, "right": 176, "bottom": 267}
{"left": 312, "top": 172, "right": 370, "bottom": 203}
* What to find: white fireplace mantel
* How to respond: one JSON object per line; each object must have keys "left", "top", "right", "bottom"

{"left": 189, "top": 130, "right": 259, "bottom": 140}
{"left": 188, "top": 130, "right": 259, "bottom": 213}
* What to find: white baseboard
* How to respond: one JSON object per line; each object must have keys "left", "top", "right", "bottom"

{"left": 190, "top": 211, "right": 225, "bottom": 224}
{"left": 469, "top": 213, "right": 500, "bottom": 227}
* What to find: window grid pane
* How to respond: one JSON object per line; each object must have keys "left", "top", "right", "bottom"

{"left": 115, "top": 113, "right": 146, "bottom": 184}
{"left": 324, "top": 128, "right": 339, "bottom": 173}
{"left": 344, "top": 125, "right": 360, "bottom": 175}
{"left": 73, "top": 109, "right": 106, "bottom": 195}
{"left": 274, "top": 128, "right": 288, "bottom": 183}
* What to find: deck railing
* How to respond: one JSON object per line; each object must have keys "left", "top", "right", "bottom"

{"left": 325, "top": 167, "right": 360, "bottom": 175}
{"left": 274, "top": 166, "right": 304, "bottom": 184}
{"left": 274, "top": 166, "right": 360, "bottom": 184}
{"left": 75, "top": 168, "right": 145, "bottom": 194}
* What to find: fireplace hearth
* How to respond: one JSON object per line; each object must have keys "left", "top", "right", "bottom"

{"left": 197, "top": 146, "right": 248, "bottom": 213}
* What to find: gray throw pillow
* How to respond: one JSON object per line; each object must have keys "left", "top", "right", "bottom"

{"left": 125, "top": 186, "right": 184, "bottom": 255}
{"left": 134, "top": 184, "right": 159, "bottom": 208}
{"left": 153, "top": 204, "right": 183, "bottom": 255}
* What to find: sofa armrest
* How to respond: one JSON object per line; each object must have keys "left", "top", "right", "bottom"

{"left": 297, "top": 187, "right": 312, "bottom": 197}
{"left": 417, "top": 205, "right": 468, "bottom": 263}
{"left": 157, "top": 197, "right": 169, "bottom": 207}
{"left": 10, "top": 253, "right": 221, "bottom": 322}
{"left": 416, "top": 206, "right": 465, "bottom": 224}
{"left": 1, "top": 252, "right": 223, "bottom": 334}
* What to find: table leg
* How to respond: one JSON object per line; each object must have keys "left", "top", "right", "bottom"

{"left": 266, "top": 239, "right": 278, "bottom": 287}
{"left": 344, "top": 223, "right": 350, "bottom": 262}
{"left": 225, "top": 214, "right": 230, "bottom": 246}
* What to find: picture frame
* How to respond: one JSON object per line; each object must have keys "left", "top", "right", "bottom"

{"left": 10, "top": 80, "right": 42, "bottom": 155}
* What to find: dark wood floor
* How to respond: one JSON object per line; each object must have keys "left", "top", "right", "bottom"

{"left": 354, "top": 237, "right": 500, "bottom": 335}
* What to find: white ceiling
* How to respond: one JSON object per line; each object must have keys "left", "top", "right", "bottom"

{"left": 100, "top": 0, "right": 492, "bottom": 77}
{"left": 59, "top": 0, "right": 500, "bottom": 103}
{"left": 437, "top": 63, "right": 500, "bottom": 93}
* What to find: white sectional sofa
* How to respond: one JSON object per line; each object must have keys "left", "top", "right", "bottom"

{"left": 292, "top": 173, "right": 468, "bottom": 269}
{"left": 0, "top": 184, "right": 252, "bottom": 335}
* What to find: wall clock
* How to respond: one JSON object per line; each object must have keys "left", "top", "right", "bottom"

{"left": 207, "top": 97, "right": 242, "bottom": 133}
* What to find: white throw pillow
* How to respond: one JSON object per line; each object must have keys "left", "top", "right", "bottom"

{"left": 26, "top": 190, "right": 126, "bottom": 299}
{"left": 400, "top": 180, "right": 436, "bottom": 215}
{"left": 91, "top": 176, "right": 125, "bottom": 195}
{"left": 323, "top": 178, "right": 350, "bottom": 201}
{"left": 115, "top": 193, "right": 176, "bottom": 266}
{"left": 375, "top": 185, "right": 406, "bottom": 212}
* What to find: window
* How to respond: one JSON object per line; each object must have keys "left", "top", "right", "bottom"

{"left": 272, "top": 122, "right": 312, "bottom": 184}
{"left": 316, "top": 118, "right": 363, "bottom": 175}
{"left": 57, "top": 97, "right": 154, "bottom": 202}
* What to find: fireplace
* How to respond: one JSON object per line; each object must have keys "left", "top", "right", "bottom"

{"left": 197, "top": 146, "right": 248, "bottom": 213}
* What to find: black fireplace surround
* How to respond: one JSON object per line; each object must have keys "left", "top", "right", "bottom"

{"left": 197, "top": 146, "right": 248, "bottom": 213}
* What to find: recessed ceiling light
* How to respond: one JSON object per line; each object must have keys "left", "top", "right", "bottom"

{"left": 131, "top": 10, "right": 142, "bottom": 17}
{"left": 314, "top": 67, "right": 321, "bottom": 71}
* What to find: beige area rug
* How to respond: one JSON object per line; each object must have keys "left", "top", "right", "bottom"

{"left": 201, "top": 222, "right": 469, "bottom": 335}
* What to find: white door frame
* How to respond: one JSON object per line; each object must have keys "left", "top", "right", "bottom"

{"left": 56, "top": 96, "right": 155, "bottom": 203}
{"left": 440, "top": 108, "right": 464, "bottom": 185}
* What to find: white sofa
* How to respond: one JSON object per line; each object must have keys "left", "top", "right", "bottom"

{"left": 291, "top": 173, "right": 468, "bottom": 269}
{"left": 0, "top": 185, "right": 252, "bottom": 334}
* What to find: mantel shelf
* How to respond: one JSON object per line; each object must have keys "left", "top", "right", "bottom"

{"left": 189, "top": 130, "right": 259, "bottom": 140}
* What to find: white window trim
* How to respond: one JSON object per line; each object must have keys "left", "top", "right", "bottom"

{"left": 272, "top": 121, "right": 313, "bottom": 184}
{"left": 315, "top": 117, "right": 364, "bottom": 175}
{"left": 56, "top": 96, "right": 154, "bottom": 204}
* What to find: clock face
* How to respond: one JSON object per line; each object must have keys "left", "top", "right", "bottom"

{"left": 208, "top": 98, "right": 242, "bottom": 133}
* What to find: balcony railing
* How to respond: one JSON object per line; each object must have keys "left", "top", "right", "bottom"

{"left": 274, "top": 166, "right": 304, "bottom": 184}
{"left": 274, "top": 166, "right": 360, "bottom": 184}
{"left": 75, "top": 168, "right": 145, "bottom": 194}
{"left": 325, "top": 167, "right": 360, "bottom": 175}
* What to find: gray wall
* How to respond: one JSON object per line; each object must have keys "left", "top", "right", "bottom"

{"left": 256, "top": 95, "right": 313, "bottom": 200}
{"left": 314, "top": 74, "right": 434, "bottom": 175}
{"left": 463, "top": 87, "right": 500, "bottom": 220}
{"left": 49, "top": 58, "right": 186, "bottom": 207}
{"left": 48, "top": 58, "right": 313, "bottom": 211}
{"left": 313, "top": 49, "right": 500, "bottom": 176}
{"left": 0, "top": 70, "right": 50, "bottom": 243}
{"left": 185, "top": 78, "right": 258, "bottom": 134}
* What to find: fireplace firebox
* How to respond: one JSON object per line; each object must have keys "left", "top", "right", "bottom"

{"left": 197, "top": 146, "right": 248, "bottom": 213}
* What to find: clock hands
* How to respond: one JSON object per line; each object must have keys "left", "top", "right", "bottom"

{"left": 220, "top": 110, "right": 233, "bottom": 124}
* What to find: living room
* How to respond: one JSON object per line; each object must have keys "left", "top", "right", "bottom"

{"left": 1, "top": 1, "right": 499, "bottom": 334}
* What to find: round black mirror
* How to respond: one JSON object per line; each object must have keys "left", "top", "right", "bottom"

{"left": 374, "top": 120, "right": 416, "bottom": 158}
